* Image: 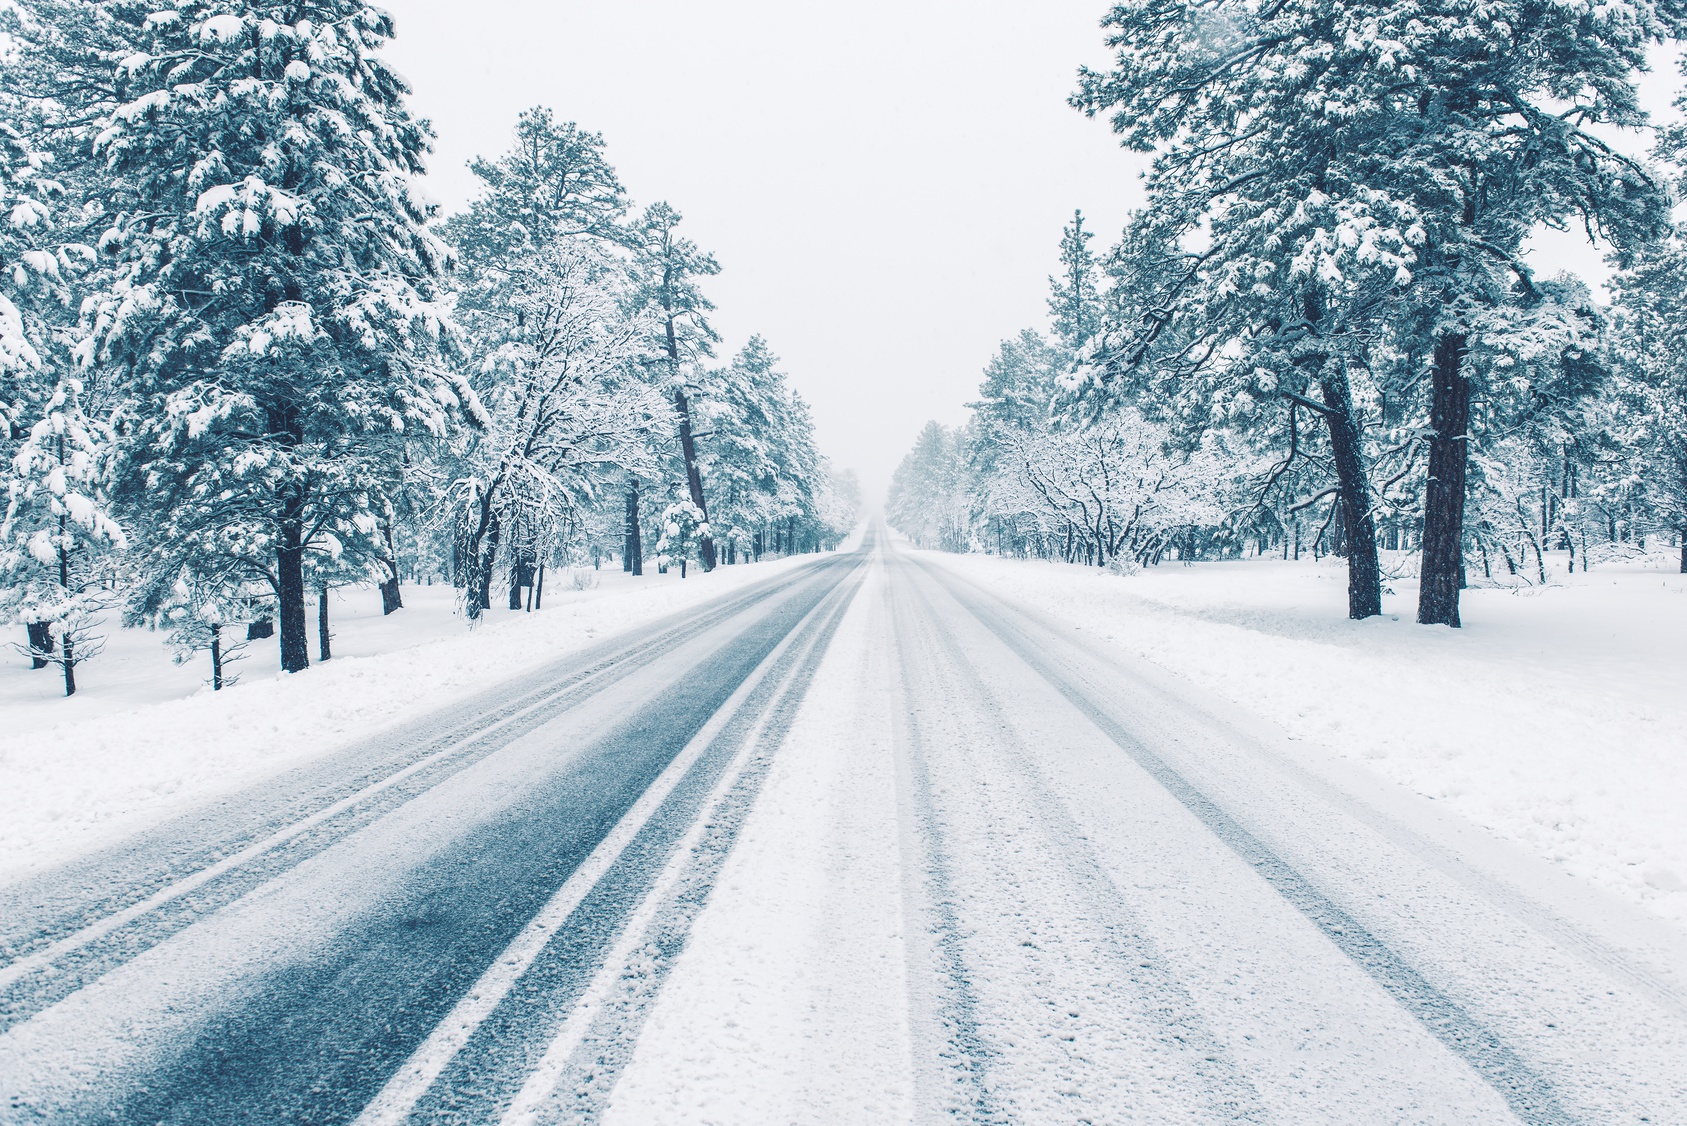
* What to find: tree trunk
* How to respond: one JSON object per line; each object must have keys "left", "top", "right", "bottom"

{"left": 1316, "top": 368, "right": 1383, "bottom": 620}
{"left": 1419, "top": 333, "right": 1471, "bottom": 627}
{"left": 672, "top": 386, "right": 716, "bottom": 571}
{"left": 534, "top": 561, "right": 544, "bottom": 610}
{"left": 56, "top": 513, "right": 74, "bottom": 695}
{"left": 276, "top": 487, "right": 310, "bottom": 672}
{"left": 378, "top": 522, "right": 403, "bottom": 614}
{"left": 318, "top": 585, "right": 332, "bottom": 662}
{"left": 1680, "top": 526, "right": 1685, "bottom": 574}
{"left": 26, "top": 621, "right": 51, "bottom": 669}
{"left": 211, "top": 624, "right": 224, "bottom": 691}
{"left": 477, "top": 516, "right": 499, "bottom": 615}
{"left": 625, "top": 483, "right": 644, "bottom": 576}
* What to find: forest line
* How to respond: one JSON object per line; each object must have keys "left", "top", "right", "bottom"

{"left": 889, "top": 0, "right": 1687, "bottom": 623}
{"left": 0, "top": 1, "right": 859, "bottom": 697}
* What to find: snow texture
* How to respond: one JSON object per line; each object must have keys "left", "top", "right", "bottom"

{"left": 0, "top": 558, "right": 812, "bottom": 882}
{"left": 925, "top": 548, "right": 1687, "bottom": 929}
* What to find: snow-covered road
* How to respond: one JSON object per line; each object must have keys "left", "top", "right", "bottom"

{"left": 4, "top": 530, "right": 1685, "bottom": 1124}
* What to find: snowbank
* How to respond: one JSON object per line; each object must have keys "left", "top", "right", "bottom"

{"left": 923, "top": 549, "right": 1687, "bottom": 929}
{"left": 0, "top": 558, "right": 816, "bottom": 882}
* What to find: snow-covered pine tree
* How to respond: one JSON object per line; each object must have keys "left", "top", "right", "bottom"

{"left": 444, "top": 113, "right": 663, "bottom": 617}
{"left": 1613, "top": 232, "right": 1687, "bottom": 573}
{"left": 1048, "top": 210, "right": 1100, "bottom": 354}
{"left": 74, "top": 0, "right": 469, "bottom": 672}
{"left": 1074, "top": 0, "right": 1680, "bottom": 624}
{"left": 455, "top": 108, "right": 627, "bottom": 249}
{"left": 0, "top": 120, "right": 58, "bottom": 665}
{"left": 816, "top": 464, "right": 861, "bottom": 544}
{"left": 0, "top": 122, "right": 52, "bottom": 427}
{"left": 128, "top": 553, "right": 257, "bottom": 689}
{"left": 887, "top": 421, "right": 973, "bottom": 552}
{"left": 698, "top": 337, "right": 821, "bottom": 562}
{"left": 630, "top": 202, "right": 721, "bottom": 571}
{"left": 448, "top": 240, "right": 662, "bottom": 615}
{"left": 0, "top": 376, "right": 126, "bottom": 695}
{"left": 654, "top": 498, "right": 706, "bottom": 577}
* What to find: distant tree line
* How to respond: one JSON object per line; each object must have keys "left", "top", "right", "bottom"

{"left": 0, "top": 0, "right": 857, "bottom": 696}
{"left": 890, "top": 0, "right": 1687, "bottom": 625}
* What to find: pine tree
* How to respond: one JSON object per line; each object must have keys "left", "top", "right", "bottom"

{"left": 887, "top": 421, "right": 971, "bottom": 552}
{"left": 1048, "top": 210, "right": 1100, "bottom": 353}
{"left": 654, "top": 498, "right": 706, "bottom": 577}
{"left": 1075, "top": 0, "right": 1679, "bottom": 624}
{"left": 72, "top": 0, "right": 470, "bottom": 672}
{"left": 444, "top": 112, "right": 662, "bottom": 617}
{"left": 0, "top": 121, "right": 56, "bottom": 667}
{"left": 0, "top": 376, "right": 126, "bottom": 695}
{"left": 631, "top": 202, "right": 721, "bottom": 571}
{"left": 698, "top": 337, "right": 821, "bottom": 562}
{"left": 1613, "top": 233, "right": 1687, "bottom": 573}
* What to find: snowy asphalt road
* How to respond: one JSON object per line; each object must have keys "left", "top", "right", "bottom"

{"left": 4, "top": 529, "right": 1687, "bottom": 1123}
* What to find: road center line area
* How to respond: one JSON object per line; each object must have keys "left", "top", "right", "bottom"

{"left": 4, "top": 529, "right": 1687, "bottom": 1124}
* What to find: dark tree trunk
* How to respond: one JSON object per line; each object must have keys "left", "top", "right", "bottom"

{"left": 247, "top": 618, "right": 274, "bottom": 641}
{"left": 508, "top": 562, "right": 524, "bottom": 610}
{"left": 477, "top": 516, "right": 499, "bottom": 615}
{"left": 1679, "top": 527, "right": 1685, "bottom": 574}
{"left": 56, "top": 515, "right": 74, "bottom": 695}
{"left": 1419, "top": 333, "right": 1471, "bottom": 627}
{"left": 625, "top": 483, "right": 644, "bottom": 576}
{"left": 211, "top": 624, "right": 224, "bottom": 691}
{"left": 378, "top": 523, "right": 403, "bottom": 614}
{"left": 459, "top": 483, "right": 502, "bottom": 618}
{"left": 1315, "top": 368, "right": 1382, "bottom": 620}
{"left": 317, "top": 585, "right": 331, "bottom": 662}
{"left": 672, "top": 386, "right": 716, "bottom": 571}
{"left": 26, "top": 621, "right": 51, "bottom": 669}
{"left": 534, "top": 561, "right": 544, "bottom": 610}
{"left": 276, "top": 488, "right": 310, "bottom": 672}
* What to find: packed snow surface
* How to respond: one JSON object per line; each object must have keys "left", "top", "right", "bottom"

{"left": 924, "top": 548, "right": 1687, "bottom": 928}
{"left": 0, "top": 559, "right": 811, "bottom": 882}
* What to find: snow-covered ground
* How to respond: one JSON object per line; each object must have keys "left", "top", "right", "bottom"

{"left": 0, "top": 557, "right": 815, "bottom": 883}
{"left": 922, "top": 547, "right": 1687, "bottom": 930}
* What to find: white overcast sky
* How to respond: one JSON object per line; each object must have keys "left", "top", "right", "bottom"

{"left": 378, "top": 1, "right": 1681, "bottom": 501}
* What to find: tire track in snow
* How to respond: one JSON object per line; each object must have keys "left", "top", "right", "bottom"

{"left": 887, "top": 574, "right": 1005, "bottom": 1125}
{"left": 0, "top": 563, "right": 836, "bottom": 1035}
{"left": 895, "top": 559, "right": 1267, "bottom": 1123}
{"left": 480, "top": 565, "right": 866, "bottom": 1126}
{"left": 0, "top": 558, "right": 861, "bottom": 1126}
{"left": 889, "top": 558, "right": 1270, "bottom": 1124}
{"left": 920, "top": 555, "right": 1575, "bottom": 1126}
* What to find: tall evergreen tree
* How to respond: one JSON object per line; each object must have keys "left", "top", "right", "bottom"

{"left": 1075, "top": 0, "right": 1681, "bottom": 625}
{"left": 444, "top": 111, "right": 659, "bottom": 616}
{"left": 631, "top": 201, "right": 721, "bottom": 570}
{"left": 0, "top": 115, "right": 89, "bottom": 666}
{"left": 71, "top": 0, "right": 469, "bottom": 672}
{"left": 1, "top": 376, "right": 126, "bottom": 695}
{"left": 1048, "top": 209, "right": 1100, "bottom": 353}
{"left": 1613, "top": 233, "right": 1687, "bottom": 573}
{"left": 699, "top": 336, "right": 821, "bottom": 561}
